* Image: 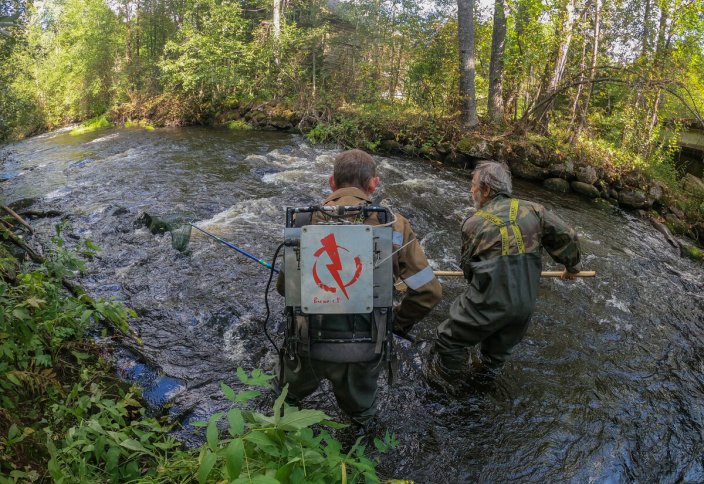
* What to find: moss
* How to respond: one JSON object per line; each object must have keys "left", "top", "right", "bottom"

{"left": 124, "top": 119, "right": 155, "bottom": 131}
{"left": 70, "top": 115, "right": 113, "bottom": 135}
{"left": 227, "top": 119, "right": 252, "bottom": 130}
{"left": 681, "top": 245, "right": 704, "bottom": 261}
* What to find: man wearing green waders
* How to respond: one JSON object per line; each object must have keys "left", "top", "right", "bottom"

{"left": 433, "top": 161, "right": 581, "bottom": 382}
{"left": 277, "top": 149, "right": 442, "bottom": 429}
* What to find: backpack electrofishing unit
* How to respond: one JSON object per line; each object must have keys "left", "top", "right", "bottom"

{"left": 281, "top": 204, "right": 395, "bottom": 368}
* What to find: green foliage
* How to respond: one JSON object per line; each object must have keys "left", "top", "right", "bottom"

{"left": 0, "top": 225, "right": 137, "bottom": 476}
{"left": 159, "top": 0, "right": 257, "bottom": 106}
{"left": 0, "top": 232, "right": 392, "bottom": 481}
{"left": 306, "top": 103, "right": 451, "bottom": 152}
{"left": 406, "top": 20, "right": 459, "bottom": 114}
{"left": 125, "top": 119, "right": 156, "bottom": 131}
{"left": 17, "top": 0, "right": 125, "bottom": 126}
{"left": 681, "top": 244, "right": 704, "bottom": 261}
{"left": 306, "top": 123, "right": 335, "bottom": 144}
{"left": 43, "top": 381, "right": 180, "bottom": 483}
{"left": 70, "top": 115, "right": 113, "bottom": 135}
{"left": 137, "top": 369, "right": 394, "bottom": 483}
{"left": 227, "top": 119, "right": 252, "bottom": 131}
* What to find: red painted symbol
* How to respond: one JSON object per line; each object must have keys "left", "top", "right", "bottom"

{"left": 312, "top": 233, "right": 363, "bottom": 299}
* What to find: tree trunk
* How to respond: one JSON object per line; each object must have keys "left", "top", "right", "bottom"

{"left": 273, "top": 0, "right": 281, "bottom": 66}
{"left": 641, "top": 0, "right": 651, "bottom": 59}
{"left": 532, "top": 0, "right": 576, "bottom": 133}
{"left": 458, "top": 0, "right": 478, "bottom": 128}
{"left": 569, "top": 4, "right": 589, "bottom": 133}
{"left": 488, "top": 0, "right": 506, "bottom": 124}
{"left": 578, "top": 0, "right": 600, "bottom": 134}
{"left": 646, "top": 2, "right": 670, "bottom": 144}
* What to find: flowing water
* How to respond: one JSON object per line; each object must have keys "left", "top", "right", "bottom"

{"left": 2, "top": 127, "right": 703, "bottom": 482}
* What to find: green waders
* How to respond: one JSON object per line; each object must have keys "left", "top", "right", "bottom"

{"left": 435, "top": 199, "right": 542, "bottom": 373}
{"left": 280, "top": 312, "right": 387, "bottom": 426}
{"left": 281, "top": 357, "right": 383, "bottom": 425}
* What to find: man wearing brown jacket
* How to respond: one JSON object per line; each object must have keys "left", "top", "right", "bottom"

{"left": 277, "top": 149, "right": 442, "bottom": 427}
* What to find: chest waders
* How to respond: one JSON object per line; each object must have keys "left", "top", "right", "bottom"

{"left": 281, "top": 205, "right": 396, "bottom": 381}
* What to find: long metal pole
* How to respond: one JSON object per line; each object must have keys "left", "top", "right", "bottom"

{"left": 190, "top": 224, "right": 279, "bottom": 273}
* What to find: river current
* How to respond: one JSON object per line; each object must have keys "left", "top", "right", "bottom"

{"left": 2, "top": 127, "right": 703, "bottom": 482}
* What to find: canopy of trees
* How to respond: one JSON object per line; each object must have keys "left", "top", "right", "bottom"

{"left": 1, "top": 0, "right": 703, "bottom": 164}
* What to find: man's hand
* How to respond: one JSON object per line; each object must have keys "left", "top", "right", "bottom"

{"left": 560, "top": 268, "right": 577, "bottom": 280}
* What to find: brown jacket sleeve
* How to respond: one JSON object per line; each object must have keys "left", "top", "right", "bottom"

{"left": 392, "top": 214, "right": 442, "bottom": 331}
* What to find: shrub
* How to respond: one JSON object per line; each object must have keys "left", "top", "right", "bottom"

{"left": 70, "top": 115, "right": 114, "bottom": 135}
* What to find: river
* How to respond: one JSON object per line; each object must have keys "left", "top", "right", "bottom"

{"left": 1, "top": 127, "right": 703, "bottom": 482}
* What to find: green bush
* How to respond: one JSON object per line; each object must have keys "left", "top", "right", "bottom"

{"left": 70, "top": 115, "right": 114, "bottom": 135}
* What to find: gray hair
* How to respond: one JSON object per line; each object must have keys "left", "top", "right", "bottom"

{"left": 472, "top": 161, "right": 512, "bottom": 196}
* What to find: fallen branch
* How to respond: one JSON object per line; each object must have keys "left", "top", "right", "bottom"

{"left": 0, "top": 223, "right": 131, "bottom": 337}
{"left": 2, "top": 205, "right": 34, "bottom": 233}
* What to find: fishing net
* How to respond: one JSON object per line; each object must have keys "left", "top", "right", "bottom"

{"left": 170, "top": 223, "right": 193, "bottom": 252}
{"left": 136, "top": 212, "right": 195, "bottom": 252}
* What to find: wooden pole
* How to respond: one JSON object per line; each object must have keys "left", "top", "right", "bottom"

{"left": 432, "top": 270, "right": 596, "bottom": 277}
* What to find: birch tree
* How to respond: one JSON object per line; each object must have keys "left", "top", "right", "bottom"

{"left": 458, "top": 0, "right": 478, "bottom": 128}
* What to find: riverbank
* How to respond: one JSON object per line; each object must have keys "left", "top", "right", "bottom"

{"left": 103, "top": 98, "right": 704, "bottom": 257}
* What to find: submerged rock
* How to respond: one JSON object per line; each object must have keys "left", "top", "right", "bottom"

{"left": 571, "top": 181, "right": 600, "bottom": 199}
{"left": 543, "top": 177, "right": 571, "bottom": 193}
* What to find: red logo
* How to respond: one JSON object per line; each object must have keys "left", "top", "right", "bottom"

{"left": 312, "top": 233, "right": 363, "bottom": 299}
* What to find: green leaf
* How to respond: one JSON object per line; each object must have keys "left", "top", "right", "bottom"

{"left": 71, "top": 351, "right": 90, "bottom": 361}
{"left": 220, "top": 382, "right": 237, "bottom": 402}
{"left": 321, "top": 419, "right": 349, "bottom": 430}
{"left": 206, "top": 414, "right": 221, "bottom": 451}
{"left": 275, "top": 458, "right": 301, "bottom": 482}
{"left": 224, "top": 438, "right": 244, "bottom": 479}
{"left": 249, "top": 476, "right": 280, "bottom": 484}
{"left": 6, "top": 373, "right": 20, "bottom": 386}
{"left": 244, "top": 431, "right": 281, "bottom": 457}
{"left": 273, "top": 385, "right": 288, "bottom": 424}
{"left": 235, "top": 390, "right": 260, "bottom": 403}
{"left": 278, "top": 409, "right": 328, "bottom": 431}
{"left": 119, "top": 438, "right": 153, "bottom": 456}
{"left": 197, "top": 449, "right": 217, "bottom": 484}
{"left": 105, "top": 446, "right": 121, "bottom": 473}
{"left": 235, "top": 367, "right": 249, "bottom": 384}
{"left": 8, "top": 424, "right": 19, "bottom": 440}
{"left": 228, "top": 408, "right": 244, "bottom": 436}
{"left": 11, "top": 308, "right": 29, "bottom": 320}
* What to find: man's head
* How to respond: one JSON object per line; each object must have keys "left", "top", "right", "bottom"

{"left": 470, "top": 161, "right": 512, "bottom": 208}
{"left": 330, "top": 149, "right": 380, "bottom": 194}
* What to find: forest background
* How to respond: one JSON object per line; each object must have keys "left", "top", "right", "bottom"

{"left": 1, "top": 0, "right": 702, "bottom": 150}
{"left": 1, "top": 0, "right": 704, "bottom": 224}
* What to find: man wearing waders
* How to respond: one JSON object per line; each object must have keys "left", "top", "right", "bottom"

{"left": 433, "top": 161, "right": 581, "bottom": 382}
{"left": 277, "top": 149, "right": 442, "bottom": 429}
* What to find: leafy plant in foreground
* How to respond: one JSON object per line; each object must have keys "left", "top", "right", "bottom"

{"left": 142, "top": 368, "right": 397, "bottom": 483}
